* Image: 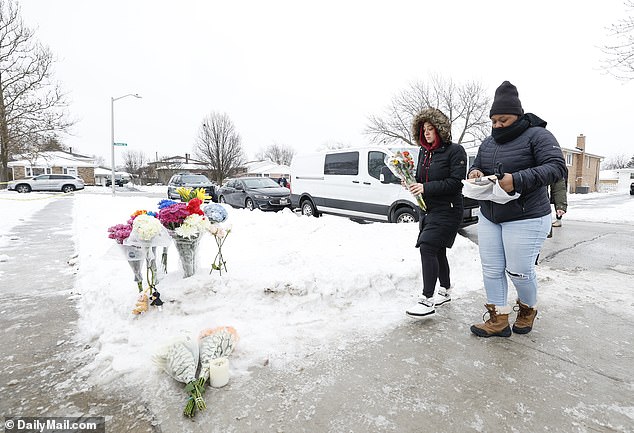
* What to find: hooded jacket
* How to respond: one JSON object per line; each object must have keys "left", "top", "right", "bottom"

{"left": 469, "top": 114, "right": 567, "bottom": 223}
{"left": 411, "top": 108, "right": 467, "bottom": 248}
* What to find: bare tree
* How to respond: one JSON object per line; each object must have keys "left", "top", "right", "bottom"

{"left": 122, "top": 149, "right": 146, "bottom": 175}
{"left": 194, "top": 112, "right": 245, "bottom": 184}
{"left": 255, "top": 142, "right": 295, "bottom": 165}
{"left": 602, "top": 0, "right": 634, "bottom": 80}
{"left": 601, "top": 153, "right": 631, "bottom": 169}
{"left": 0, "top": 0, "right": 73, "bottom": 184}
{"left": 365, "top": 74, "right": 490, "bottom": 146}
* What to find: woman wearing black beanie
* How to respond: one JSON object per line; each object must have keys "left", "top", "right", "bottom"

{"left": 467, "top": 81, "right": 567, "bottom": 337}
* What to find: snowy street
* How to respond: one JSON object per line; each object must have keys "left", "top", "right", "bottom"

{"left": 0, "top": 188, "right": 633, "bottom": 432}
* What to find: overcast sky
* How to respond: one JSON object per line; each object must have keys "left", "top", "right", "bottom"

{"left": 18, "top": 0, "right": 633, "bottom": 167}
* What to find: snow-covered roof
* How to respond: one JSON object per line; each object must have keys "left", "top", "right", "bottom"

{"left": 243, "top": 160, "right": 290, "bottom": 174}
{"left": 8, "top": 151, "right": 96, "bottom": 168}
{"left": 599, "top": 170, "right": 619, "bottom": 180}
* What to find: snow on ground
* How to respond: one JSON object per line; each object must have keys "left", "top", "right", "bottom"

{"left": 1, "top": 186, "right": 632, "bottom": 389}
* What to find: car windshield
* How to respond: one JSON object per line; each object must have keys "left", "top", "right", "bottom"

{"left": 181, "top": 175, "right": 210, "bottom": 183}
{"left": 243, "top": 178, "right": 280, "bottom": 188}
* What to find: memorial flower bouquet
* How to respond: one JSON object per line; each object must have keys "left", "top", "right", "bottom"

{"left": 158, "top": 196, "right": 210, "bottom": 278}
{"left": 203, "top": 203, "right": 231, "bottom": 275}
{"left": 385, "top": 150, "right": 427, "bottom": 211}
{"left": 153, "top": 335, "right": 206, "bottom": 417}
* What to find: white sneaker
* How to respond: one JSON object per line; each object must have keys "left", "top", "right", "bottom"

{"left": 406, "top": 297, "right": 436, "bottom": 318}
{"left": 435, "top": 287, "right": 452, "bottom": 306}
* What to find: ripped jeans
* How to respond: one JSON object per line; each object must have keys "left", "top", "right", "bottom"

{"left": 477, "top": 214, "right": 551, "bottom": 307}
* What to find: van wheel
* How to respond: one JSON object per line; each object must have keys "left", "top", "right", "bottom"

{"left": 300, "top": 199, "right": 318, "bottom": 217}
{"left": 394, "top": 207, "right": 418, "bottom": 223}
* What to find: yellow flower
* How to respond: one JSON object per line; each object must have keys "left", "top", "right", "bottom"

{"left": 176, "top": 187, "right": 193, "bottom": 202}
{"left": 193, "top": 187, "right": 211, "bottom": 201}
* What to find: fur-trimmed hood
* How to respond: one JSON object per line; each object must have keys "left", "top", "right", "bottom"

{"left": 411, "top": 108, "right": 452, "bottom": 146}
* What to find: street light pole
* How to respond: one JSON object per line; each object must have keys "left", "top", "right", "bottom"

{"left": 111, "top": 93, "right": 141, "bottom": 195}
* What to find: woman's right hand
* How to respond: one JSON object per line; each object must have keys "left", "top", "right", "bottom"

{"left": 468, "top": 169, "right": 483, "bottom": 179}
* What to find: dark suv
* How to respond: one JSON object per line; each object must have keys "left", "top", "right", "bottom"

{"left": 630, "top": 182, "right": 634, "bottom": 195}
{"left": 167, "top": 173, "right": 218, "bottom": 202}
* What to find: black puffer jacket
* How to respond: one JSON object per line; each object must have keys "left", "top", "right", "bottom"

{"left": 470, "top": 114, "right": 567, "bottom": 223}
{"left": 412, "top": 108, "right": 467, "bottom": 248}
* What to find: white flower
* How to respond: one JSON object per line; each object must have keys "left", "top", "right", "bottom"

{"left": 133, "top": 214, "right": 162, "bottom": 241}
{"left": 175, "top": 214, "right": 208, "bottom": 238}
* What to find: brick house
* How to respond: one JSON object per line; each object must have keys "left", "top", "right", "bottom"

{"left": 7, "top": 150, "right": 97, "bottom": 185}
{"left": 560, "top": 134, "right": 603, "bottom": 193}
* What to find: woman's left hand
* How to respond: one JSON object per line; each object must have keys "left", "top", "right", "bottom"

{"left": 498, "top": 173, "right": 515, "bottom": 193}
{"left": 408, "top": 183, "right": 424, "bottom": 195}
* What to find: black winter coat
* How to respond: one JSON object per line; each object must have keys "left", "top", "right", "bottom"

{"left": 470, "top": 122, "right": 567, "bottom": 223}
{"left": 415, "top": 142, "right": 467, "bottom": 248}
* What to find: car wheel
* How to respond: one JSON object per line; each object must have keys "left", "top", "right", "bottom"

{"left": 16, "top": 184, "right": 31, "bottom": 193}
{"left": 245, "top": 198, "right": 255, "bottom": 211}
{"left": 62, "top": 185, "right": 75, "bottom": 193}
{"left": 219, "top": 195, "right": 226, "bottom": 203}
{"left": 394, "top": 207, "right": 418, "bottom": 223}
{"left": 300, "top": 199, "right": 318, "bottom": 217}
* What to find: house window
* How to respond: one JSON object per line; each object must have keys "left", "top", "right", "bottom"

{"left": 630, "top": 173, "right": 634, "bottom": 179}
{"left": 565, "top": 153, "right": 573, "bottom": 166}
{"left": 63, "top": 167, "right": 78, "bottom": 176}
{"left": 585, "top": 156, "right": 590, "bottom": 168}
{"left": 26, "top": 166, "right": 52, "bottom": 176}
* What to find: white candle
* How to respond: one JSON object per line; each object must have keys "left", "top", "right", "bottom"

{"left": 209, "top": 356, "right": 230, "bottom": 388}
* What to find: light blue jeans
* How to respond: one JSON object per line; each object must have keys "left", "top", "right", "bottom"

{"left": 477, "top": 214, "right": 551, "bottom": 307}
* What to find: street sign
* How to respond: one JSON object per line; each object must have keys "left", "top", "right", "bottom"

{"left": 114, "top": 142, "right": 128, "bottom": 146}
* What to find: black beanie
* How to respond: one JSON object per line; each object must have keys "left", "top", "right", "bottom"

{"left": 489, "top": 81, "right": 524, "bottom": 117}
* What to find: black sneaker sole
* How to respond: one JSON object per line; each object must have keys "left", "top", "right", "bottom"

{"left": 470, "top": 325, "right": 512, "bottom": 338}
{"left": 406, "top": 310, "right": 436, "bottom": 319}
{"left": 435, "top": 298, "right": 451, "bottom": 307}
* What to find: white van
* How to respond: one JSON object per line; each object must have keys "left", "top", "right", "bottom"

{"left": 290, "top": 146, "right": 479, "bottom": 225}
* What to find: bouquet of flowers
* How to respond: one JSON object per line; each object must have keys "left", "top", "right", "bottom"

{"left": 385, "top": 150, "right": 427, "bottom": 211}
{"left": 197, "top": 326, "right": 239, "bottom": 388}
{"left": 157, "top": 195, "right": 210, "bottom": 278}
{"left": 108, "top": 210, "right": 172, "bottom": 314}
{"left": 203, "top": 203, "right": 231, "bottom": 275}
{"left": 153, "top": 336, "right": 206, "bottom": 417}
{"left": 176, "top": 186, "right": 211, "bottom": 203}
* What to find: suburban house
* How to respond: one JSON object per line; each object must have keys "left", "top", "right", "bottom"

{"left": 560, "top": 134, "right": 603, "bottom": 193}
{"left": 146, "top": 154, "right": 213, "bottom": 184}
{"left": 466, "top": 134, "right": 603, "bottom": 193}
{"left": 7, "top": 150, "right": 97, "bottom": 184}
{"left": 599, "top": 168, "right": 634, "bottom": 192}
{"left": 236, "top": 160, "right": 290, "bottom": 180}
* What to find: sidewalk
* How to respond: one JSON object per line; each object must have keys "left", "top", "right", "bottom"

{"left": 1, "top": 201, "right": 632, "bottom": 432}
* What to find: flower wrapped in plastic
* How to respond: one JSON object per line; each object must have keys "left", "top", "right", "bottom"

{"left": 197, "top": 326, "right": 239, "bottom": 388}
{"left": 124, "top": 213, "right": 173, "bottom": 308}
{"left": 108, "top": 221, "right": 144, "bottom": 290}
{"left": 153, "top": 335, "right": 206, "bottom": 417}
{"left": 385, "top": 150, "right": 427, "bottom": 211}
{"left": 203, "top": 203, "right": 230, "bottom": 275}
{"left": 158, "top": 198, "right": 210, "bottom": 278}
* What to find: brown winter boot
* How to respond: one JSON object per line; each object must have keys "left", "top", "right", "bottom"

{"left": 513, "top": 300, "right": 538, "bottom": 334}
{"left": 470, "top": 304, "right": 512, "bottom": 338}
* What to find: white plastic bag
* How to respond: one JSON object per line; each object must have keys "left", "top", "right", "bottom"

{"left": 462, "top": 178, "right": 520, "bottom": 204}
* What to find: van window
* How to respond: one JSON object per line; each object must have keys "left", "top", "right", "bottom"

{"left": 368, "top": 151, "right": 387, "bottom": 180}
{"left": 324, "top": 152, "right": 359, "bottom": 175}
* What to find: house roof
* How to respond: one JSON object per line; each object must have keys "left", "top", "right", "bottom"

{"left": 243, "top": 160, "right": 290, "bottom": 174}
{"left": 8, "top": 151, "right": 96, "bottom": 168}
{"left": 560, "top": 146, "right": 603, "bottom": 160}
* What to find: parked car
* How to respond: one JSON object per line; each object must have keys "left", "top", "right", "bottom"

{"left": 106, "top": 176, "right": 129, "bottom": 187}
{"left": 167, "top": 173, "right": 218, "bottom": 202}
{"left": 289, "top": 146, "right": 479, "bottom": 226}
{"left": 631, "top": 182, "right": 634, "bottom": 195}
{"left": 7, "top": 174, "right": 85, "bottom": 193}
{"left": 217, "top": 177, "right": 291, "bottom": 211}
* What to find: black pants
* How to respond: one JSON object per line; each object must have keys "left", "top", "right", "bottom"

{"left": 419, "top": 242, "right": 450, "bottom": 298}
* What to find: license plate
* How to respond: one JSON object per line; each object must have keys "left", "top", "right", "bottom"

{"left": 280, "top": 198, "right": 289, "bottom": 205}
